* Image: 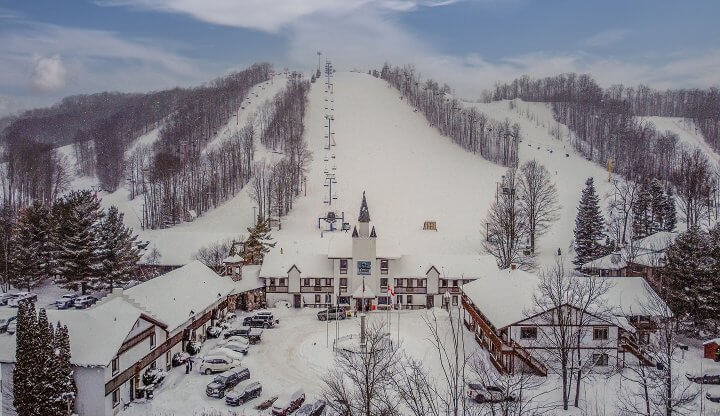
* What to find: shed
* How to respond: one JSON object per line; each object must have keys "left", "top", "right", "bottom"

{"left": 704, "top": 338, "right": 720, "bottom": 360}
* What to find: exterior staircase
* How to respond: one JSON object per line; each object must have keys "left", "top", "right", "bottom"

{"left": 620, "top": 333, "right": 656, "bottom": 367}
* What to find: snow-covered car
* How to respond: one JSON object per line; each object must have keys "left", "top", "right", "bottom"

{"left": 6, "top": 319, "right": 17, "bottom": 334}
{"left": 219, "top": 336, "right": 250, "bottom": 348}
{"left": 199, "top": 355, "right": 239, "bottom": 375}
{"left": 255, "top": 311, "right": 277, "bottom": 325}
{"left": 296, "top": 399, "right": 326, "bottom": 416}
{"left": 209, "top": 347, "right": 245, "bottom": 362}
{"left": 205, "top": 367, "right": 249, "bottom": 398}
{"left": 0, "top": 316, "right": 16, "bottom": 333}
{"left": 206, "top": 326, "right": 222, "bottom": 338}
{"left": 225, "top": 381, "right": 262, "bottom": 406}
{"left": 7, "top": 292, "right": 37, "bottom": 308}
{"left": 73, "top": 295, "right": 97, "bottom": 309}
{"left": 224, "top": 326, "right": 251, "bottom": 339}
{"left": 707, "top": 392, "right": 720, "bottom": 403}
{"left": 0, "top": 293, "right": 19, "bottom": 306}
{"left": 467, "top": 383, "right": 514, "bottom": 403}
{"left": 223, "top": 342, "right": 249, "bottom": 355}
{"left": 223, "top": 312, "right": 237, "bottom": 322}
{"left": 171, "top": 352, "right": 190, "bottom": 367}
{"left": 686, "top": 372, "right": 720, "bottom": 385}
{"left": 272, "top": 389, "right": 305, "bottom": 416}
{"left": 54, "top": 294, "right": 78, "bottom": 309}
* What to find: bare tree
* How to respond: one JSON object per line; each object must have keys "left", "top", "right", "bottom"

{"left": 483, "top": 169, "right": 529, "bottom": 269}
{"left": 607, "top": 178, "right": 640, "bottom": 245}
{"left": 322, "top": 323, "right": 400, "bottom": 416}
{"left": 193, "top": 237, "right": 238, "bottom": 274}
{"left": 517, "top": 160, "right": 560, "bottom": 253}
{"left": 391, "top": 356, "right": 442, "bottom": 416}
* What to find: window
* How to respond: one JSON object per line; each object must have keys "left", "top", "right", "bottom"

{"left": 407, "top": 295, "right": 413, "bottom": 304}
{"left": 380, "top": 259, "right": 389, "bottom": 274}
{"left": 452, "top": 295, "right": 458, "bottom": 306}
{"left": 452, "top": 280, "right": 459, "bottom": 287}
{"left": 520, "top": 327, "right": 538, "bottom": 339}
{"left": 279, "top": 278, "right": 286, "bottom": 286}
{"left": 315, "top": 278, "right": 322, "bottom": 286}
{"left": 340, "top": 278, "right": 348, "bottom": 287}
{"left": 380, "top": 278, "right": 388, "bottom": 287}
{"left": 165, "top": 351, "right": 171, "bottom": 368}
{"left": 112, "top": 389, "right": 120, "bottom": 407}
{"left": 593, "top": 327, "right": 609, "bottom": 340}
{"left": 303, "top": 278, "right": 310, "bottom": 286}
{"left": 315, "top": 294, "right": 321, "bottom": 303}
{"left": 269, "top": 278, "right": 276, "bottom": 286}
{"left": 639, "top": 332, "right": 650, "bottom": 345}
{"left": 325, "top": 294, "right": 332, "bottom": 303}
{"left": 396, "top": 278, "right": 404, "bottom": 287}
{"left": 150, "top": 360, "right": 157, "bottom": 370}
{"left": 340, "top": 259, "right": 348, "bottom": 274}
{"left": 593, "top": 353, "right": 609, "bottom": 366}
{"left": 325, "top": 278, "right": 332, "bottom": 286}
{"left": 111, "top": 356, "right": 119, "bottom": 375}
{"left": 378, "top": 296, "right": 388, "bottom": 305}
{"left": 397, "top": 295, "right": 404, "bottom": 304}
{"left": 407, "top": 279, "right": 414, "bottom": 288}
{"left": 418, "top": 279, "right": 426, "bottom": 287}
{"left": 440, "top": 279, "right": 447, "bottom": 287}
{"left": 150, "top": 333, "right": 156, "bottom": 349}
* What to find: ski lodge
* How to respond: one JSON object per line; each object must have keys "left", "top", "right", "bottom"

{"left": 259, "top": 192, "right": 498, "bottom": 311}
{"left": 0, "top": 261, "right": 237, "bottom": 416}
{"left": 461, "top": 269, "right": 666, "bottom": 375}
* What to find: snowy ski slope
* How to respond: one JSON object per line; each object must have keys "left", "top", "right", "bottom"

{"left": 636, "top": 115, "right": 720, "bottom": 166}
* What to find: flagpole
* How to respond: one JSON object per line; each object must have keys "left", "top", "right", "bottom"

{"left": 397, "top": 297, "right": 401, "bottom": 345}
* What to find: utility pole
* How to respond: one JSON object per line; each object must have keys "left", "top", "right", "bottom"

{"left": 325, "top": 114, "right": 334, "bottom": 150}
{"left": 324, "top": 174, "right": 338, "bottom": 206}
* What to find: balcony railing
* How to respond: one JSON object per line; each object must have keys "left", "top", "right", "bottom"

{"left": 267, "top": 285, "right": 289, "bottom": 293}
{"left": 439, "top": 286, "right": 461, "bottom": 294}
{"left": 300, "top": 286, "right": 334, "bottom": 293}
{"left": 395, "top": 287, "right": 427, "bottom": 294}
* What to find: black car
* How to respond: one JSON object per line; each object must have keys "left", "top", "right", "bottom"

{"left": 225, "top": 381, "right": 263, "bottom": 406}
{"left": 296, "top": 399, "right": 326, "bottom": 416}
{"left": 206, "top": 367, "right": 250, "bottom": 398}
{"left": 207, "top": 326, "right": 222, "bottom": 338}
{"left": 317, "top": 307, "right": 347, "bottom": 321}
{"left": 248, "top": 316, "right": 274, "bottom": 329}
{"left": 224, "top": 327, "right": 251, "bottom": 339}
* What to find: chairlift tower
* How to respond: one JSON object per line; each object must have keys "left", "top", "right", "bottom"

{"left": 324, "top": 174, "right": 338, "bottom": 206}
{"left": 324, "top": 114, "right": 335, "bottom": 150}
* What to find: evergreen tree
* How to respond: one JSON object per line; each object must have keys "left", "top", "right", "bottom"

{"left": 663, "top": 187, "right": 677, "bottom": 232}
{"left": 36, "top": 309, "right": 56, "bottom": 416}
{"left": 244, "top": 215, "right": 276, "bottom": 265}
{"left": 648, "top": 179, "right": 666, "bottom": 233}
{"left": 9, "top": 202, "right": 52, "bottom": 291}
{"left": 663, "top": 225, "right": 713, "bottom": 324}
{"left": 49, "top": 324, "right": 76, "bottom": 415}
{"left": 13, "top": 302, "right": 39, "bottom": 416}
{"left": 631, "top": 183, "right": 652, "bottom": 239}
{"left": 574, "top": 178, "right": 605, "bottom": 266}
{"left": 93, "top": 206, "right": 140, "bottom": 290}
{"left": 54, "top": 191, "right": 103, "bottom": 293}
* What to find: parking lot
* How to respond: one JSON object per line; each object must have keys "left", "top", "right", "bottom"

{"left": 121, "top": 306, "right": 458, "bottom": 416}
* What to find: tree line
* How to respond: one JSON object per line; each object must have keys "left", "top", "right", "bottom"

{"left": 0, "top": 190, "right": 139, "bottom": 293}
{"left": 491, "top": 73, "right": 719, "bottom": 229}
{"left": 379, "top": 63, "right": 520, "bottom": 168}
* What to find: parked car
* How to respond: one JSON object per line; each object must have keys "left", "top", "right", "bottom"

{"left": 171, "top": 352, "right": 190, "bottom": 367}
{"left": 255, "top": 311, "right": 277, "bottom": 325}
{"left": 73, "top": 295, "right": 97, "bottom": 309}
{"left": 224, "top": 327, "right": 251, "bottom": 339}
{"left": 7, "top": 292, "right": 37, "bottom": 308}
{"left": 686, "top": 372, "right": 720, "bottom": 385}
{"left": 6, "top": 319, "right": 17, "bottom": 334}
{"left": 272, "top": 389, "right": 305, "bottom": 416}
{"left": 0, "top": 316, "right": 16, "bottom": 333}
{"left": 206, "top": 367, "right": 250, "bottom": 398}
{"left": 225, "top": 381, "right": 262, "bottom": 406}
{"left": 219, "top": 336, "right": 250, "bottom": 348}
{"left": 256, "top": 395, "right": 279, "bottom": 410}
{"left": 296, "top": 399, "right": 326, "bottom": 416}
{"left": 248, "top": 316, "right": 274, "bottom": 329}
{"left": 0, "top": 293, "right": 19, "bottom": 306}
{"left": 209, "top": 347, "right": 245, "bottom": 362}
{"left": 223, "top": 341, "right": 249, "bottom": 355}
{"left": 199, "top": 355, "right": 239, "bottom": 375}
{"left": 246, "top": 328, "right": 263, "bottom": 344}
{"left": 54, "top": 294, "right": 78, "bottom": 309}
{"left": 467, "top": 383, "right": 514, "bottom": 403}
{"left": 207, "top": 326, "right": 222, "bottom": 338}
{"left": 223, "top": 312, "right": 237, "bottom": 322}
{"left": 317, "top": 307, "right": 347, "bottom": 321}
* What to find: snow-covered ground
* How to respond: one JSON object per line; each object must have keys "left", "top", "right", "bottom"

{"left": 636, "top": 116, "right": 720, "bottom": 166}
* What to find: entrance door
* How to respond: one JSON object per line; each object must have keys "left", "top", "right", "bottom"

{"left": 426, "top": 295, "right": 434, "bottom": 309}
{"left": 293, "top": 294, "right": 302, "bottom": 308}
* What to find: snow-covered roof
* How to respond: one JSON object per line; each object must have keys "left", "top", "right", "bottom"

{"left": 232, "top": 265, "right": 265, "bottom": 294}
{"left": 0, "top": 297, "right": 149, "bottom": 366}
{"left": 125, "top": 261, "right": 236, "bottom": 332}
{"left": 259, "top": 249, "right": 333, "bottom": 277}
{"left": 578, "top": 276, "right": 670, "bottom": 317}
{"left": 462, "top": 268, "right": 541, "bottom": 329}
{"left": 394, "top": 254, "right": 497, "bottom": 278}
{"left": 223, "top": 255, "right": 244, "bottom": 263}
{"left": 633, "top": 231, "right": 677, "bottom": 252}
{"left": 703, "top": 338, "right": 720, "bottom": 346}
{"left": 326, "top": 235, "right": 401, "bottom": 259}
{"left": 580, "top": 252, "right": 627, "bottom": 271}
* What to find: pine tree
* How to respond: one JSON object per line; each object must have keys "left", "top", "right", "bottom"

{"left": 631, "top": 183, "right": 652, "bottom": 239}
{"left": 54, "top": 191, "right": 103, "bottom": 293}
{"left": 648, "top": 179, "right": 666, "bottom": 234}
{"left": 13, "top": 302, "right": 39, "bottom": 416}
{"left": 93, "top": 206, "right": 140, "bottom": 290}
{"left": 663, "top": 187, "right": 677, "bottom": 232}
{"left": 664, "top": 225, "right": 713, "bottom": 324}
{"left": 574, "top": 178, "right": 605, "bottom": 266}
{"left": 36, "top": 309, "right": 56, "bottom": 416}
{"left": 49, "top": 324, "right": 76, "bottom": 415}
{"left": 244, "top": 215, "right": 276, "bottom": 265}
{"left": 9, "top": 202, "right": 51, "bottom": 291}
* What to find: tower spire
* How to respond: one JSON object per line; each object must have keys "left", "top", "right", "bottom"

{"left": 358, "top": 191, "right": 371, "bottom": 223}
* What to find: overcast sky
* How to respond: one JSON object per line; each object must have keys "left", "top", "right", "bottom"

{"left": 1, "top": 0, "right": 719, "bottom": 116}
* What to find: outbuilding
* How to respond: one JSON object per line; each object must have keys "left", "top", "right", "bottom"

{"left": 704, "top": 338, "right": 720, "bottom": 360}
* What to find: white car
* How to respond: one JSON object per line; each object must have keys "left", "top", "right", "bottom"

{"left": 7, "top": 292, "right": 37, "bottom": 308}
{"left": 198, "top": 355, "right": 239, "bottom": 375}
{"left": 219, "top": 336, "right": 250, "bottom": 348}
{"left": 209, "top": 347, "right": 245, "bottom": 362}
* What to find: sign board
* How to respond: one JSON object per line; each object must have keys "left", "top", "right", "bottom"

{"left": 357, "top": 261, "right": 371, "bottom": 275}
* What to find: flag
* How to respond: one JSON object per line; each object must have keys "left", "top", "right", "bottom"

{"left": 387, "top": 285, "right": 395, "bottom": 297}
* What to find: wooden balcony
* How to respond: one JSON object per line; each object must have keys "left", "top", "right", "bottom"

{"left": 300, "top": 286, "right": 334, "bottom": 293}
{"left": 266, "top": 285, "right": 289, "bottom": 293}
{"left": 439, "top": 286, "right": 461, "bottom": 294}
{"left": 395, "top": 287, "right": 427, "bottom": 294}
